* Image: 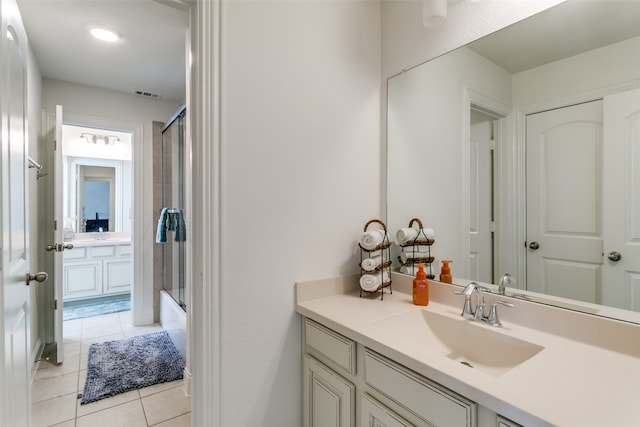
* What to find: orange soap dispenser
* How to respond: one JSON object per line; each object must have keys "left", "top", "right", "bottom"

{"left": 412, "top": 264, "right": 429, "bottom": 306}
{"left": 440, "top": 260, "right": 453, "bottom": 284}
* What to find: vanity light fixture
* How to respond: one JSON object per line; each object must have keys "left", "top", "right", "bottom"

{"left": 89, "top": 26, "right": 121, "bottom": 43}
{"left": 80, "top": 132, "right": 120, "bottom": 146}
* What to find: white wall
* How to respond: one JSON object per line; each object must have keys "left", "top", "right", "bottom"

{"left": 218, "top": 1, "right": 381, "bottom": 425}
{"left": 514, "top": 35, "right": 640, "bottom": 107}
{"left": 41, "top": 79, "right": 181, "bottom": 322}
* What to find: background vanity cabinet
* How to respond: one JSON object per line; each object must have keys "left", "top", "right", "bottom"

{"left": 302, "top": 317, "right": 526, "bottom": 427}
{"left": 63, "top": 242, "right": 132, "bottom": 301}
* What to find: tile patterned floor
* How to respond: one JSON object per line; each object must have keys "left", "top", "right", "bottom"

{"left": 32, "top": 311, "right": 191, "bottom": 427}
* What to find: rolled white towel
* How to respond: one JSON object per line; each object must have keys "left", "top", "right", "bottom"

{"left": 359, "top": 229, "right": 386, "bottom": 251}
{"left": 400, "top": 265, "right": 418, "bottom": 276}
{"left": 361, "top": 256, "right": 382, "bottom": 271}
{"left": 396, "top": 227, "right": 435, "bottom": 244}
{"left": 359, "top": 272, "right": 390, "bottom": 292}
{"left": 400, "top": 251, "right": 430, "bottom": 263}
{"left": 424, "top": 228, "right": 435, "bottom": 240}
{"left": 395, "top": 228, "right": 418, "bottom": 245}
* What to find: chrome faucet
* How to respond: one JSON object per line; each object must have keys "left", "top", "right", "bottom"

{"left": 96, "top": 227, "right": 106, "bottom": 240}
{"left": 456, "top": 282, "right": 485, "bottom": 319}
{"left": 498, "top": 273, "right": 515, "bottom": 295}
{"left": 455, "top": 282, "right": 514, "bottom": 327}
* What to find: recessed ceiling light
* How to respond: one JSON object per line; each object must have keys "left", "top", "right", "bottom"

{"left": 89, "top": 27, "right": 121, "bottom": 43}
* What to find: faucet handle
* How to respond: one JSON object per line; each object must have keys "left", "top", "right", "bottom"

{"left": 461, "top": 295, "right": 475, "bottom": 319}
{"left": 475, "top": 302, "right": 487, "bottom": 321}
{"left": 487, "top": 300, "right": 514, "bottom": 327}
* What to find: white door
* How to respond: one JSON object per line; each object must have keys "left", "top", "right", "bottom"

{"left": 602, "top": 89, "right": 640, "bottom": 310}
{"left": 526, "top": 101, "right": 603, "bottom": 303}
{"left": 469, "top": 110, "right": 494, "bottom": 283}
{"left": 53, "top": 105, "right": 65, "bottom": 363}
{"left": 0, "top": 1, "right": 31, "bottom": 424}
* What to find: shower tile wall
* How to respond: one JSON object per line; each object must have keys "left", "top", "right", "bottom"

{"left": 152, "top": 121, "right": 173, "bottom": 321}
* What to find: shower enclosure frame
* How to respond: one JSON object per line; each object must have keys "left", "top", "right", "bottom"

{"left": 160, "top": 106, "right": 187, "bottom": 310}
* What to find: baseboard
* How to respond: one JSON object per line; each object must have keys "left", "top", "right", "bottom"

{"left": 182, "top": 366, "right": 192, "bottom": 396}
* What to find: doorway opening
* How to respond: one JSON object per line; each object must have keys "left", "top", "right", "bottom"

{"left": 468, "top": 102, "right": 507, "bottom": 285}
{"left": 60, "top": 124, "right": 134, "bottom": 320}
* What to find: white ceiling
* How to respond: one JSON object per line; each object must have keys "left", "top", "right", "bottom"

{"left": 18, "top": 1, "right": 640, "bottom": 102}
{"left": 17, "top": 0, "right": 189, "bottom": 103}
{"left": 467, "top": 1, "right": 640, "bottom": 74}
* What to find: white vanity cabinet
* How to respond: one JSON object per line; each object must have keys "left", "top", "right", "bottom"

{"left": 302, "top": 317, "right": 524, "bottom": 427}
{"left": 303, "top": 318, "right": 356, "bottom": 426}
{"left": 303, "top": 354, "right": 355, "bottom": 426}
{"left": 303, "top": 318, "right": 477, "bottom": 427}
{"left": 63, "top": 242, "right": 131, "bottom": 301}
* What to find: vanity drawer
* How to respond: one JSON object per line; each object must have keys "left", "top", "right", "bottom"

{"left": 91, "top": 245, "right": 116, "bottom": 257}
{"left": 118, "top": 244, "right": 131, "bottom": 256}
{"left": 304, "top": 318, "right": 356, "bottom": 375}
{"left": 364, "top": 348, "right": 476, "bottom": 427}
{"left": 64, "top": 247, "right": 86, "bottom": 260}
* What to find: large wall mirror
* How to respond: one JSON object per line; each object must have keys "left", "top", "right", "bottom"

{"left": 62, "top": 125, "right": 132, "bottom": 236}
{"left": 387, "top": 1, "right": 640, "bottom": 323}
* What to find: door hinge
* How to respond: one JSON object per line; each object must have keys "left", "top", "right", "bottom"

{"left": 490, "top": 140, "right": 497, "bottom": 151}
{"left": 489, "top": 221, "right": 497, "bottom": 232}
{"left": 54, "top": 139, "right": 57, "bottom": 150}
{"left": 54, "top": 299, "right": 58, "bottom": 310}
{"left": 54, "top": 220, "right": 57, "bottom": 231}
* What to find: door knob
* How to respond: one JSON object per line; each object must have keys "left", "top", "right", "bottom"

{"left": 608, "top": 251, "right": 622, "bottom": 262}
{"left": 528, "top": 241, "right": 540, "bottom": 250}
{"left": 25, "top": 271, "right": 48, "bottom": 286}
{"left": 45, "top": 242, "right": 74, "bottom": 252}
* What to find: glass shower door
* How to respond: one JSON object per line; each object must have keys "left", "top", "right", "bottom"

{"left": 161, "top": 107, "right": 186, "bottom": 309}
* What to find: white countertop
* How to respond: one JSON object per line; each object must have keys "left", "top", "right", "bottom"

{"left": 295, "top": 273, "right": 640, "bottom": 427}
{"left": 67, "top": 233, "right": 131, "bottom": 247}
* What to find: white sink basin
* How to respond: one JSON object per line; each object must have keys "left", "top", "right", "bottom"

{"left": 377, "top": 309, "right": 544, "bottom": 376}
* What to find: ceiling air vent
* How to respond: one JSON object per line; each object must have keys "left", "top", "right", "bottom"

{"left": 134, "top": 90, "right": 162, "bottom": 99}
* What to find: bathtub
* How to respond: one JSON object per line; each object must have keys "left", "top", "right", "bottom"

{"left": 160, "top": 290, "right": 186, "bottom": 358}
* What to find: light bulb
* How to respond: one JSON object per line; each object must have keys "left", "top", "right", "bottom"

{"left": 90, "top": 27, "right": 121, "bottom": 43}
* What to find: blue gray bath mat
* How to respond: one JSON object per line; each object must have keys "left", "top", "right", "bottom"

{"left": 81, "top": 331, "right": 184, "bottom": 404}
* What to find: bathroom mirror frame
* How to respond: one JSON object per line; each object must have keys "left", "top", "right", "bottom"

{"left": 386, "top": 1, "right": 640, "bottom": 324}
{"left": 64, "top": 156, "right": 130, "bottom": 234}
